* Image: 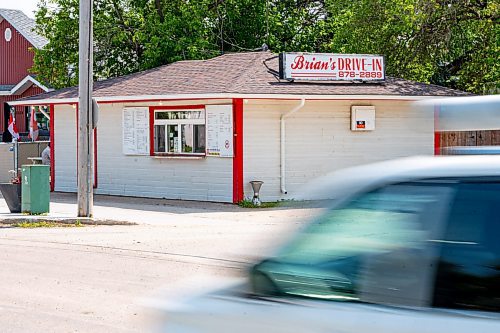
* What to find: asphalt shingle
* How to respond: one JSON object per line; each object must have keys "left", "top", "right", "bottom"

{"left": 0, "top": 8, "right": 48, "bottom": 49}
{"left": 19, "top": 52, "right": 469, "bottom": 102}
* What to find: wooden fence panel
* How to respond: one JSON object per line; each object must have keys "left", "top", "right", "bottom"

{"left": 440, "top": 130, "right": 500, "bottom": 147}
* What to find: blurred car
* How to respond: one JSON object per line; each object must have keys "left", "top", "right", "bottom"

{"left": 151, "top": 155, "right": 500, "bottom": 333}
{"left": 441, "top": 146, "right": 500, "bottom": 155}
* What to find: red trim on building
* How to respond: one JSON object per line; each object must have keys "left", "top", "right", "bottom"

{"left": 75, "top": 104, "right": 78, "bottom": 175}
{"left": 149, "top": 104, "right": 206, "bottom": 156}
{"left": 49, "top": 104, "right": 55, "bottom": 191}
{"left": 94, "top": 128, "right": 98, "bottom": 188}
{"left": 232, "top": 98, "right": 244, "bottom": 203}
{"left": 12, "top": 97, "right": 424, "bottom": 108}
{"left": 152, "top": 104, "right": 205, "bottom": 110}
{"left": 434, "top": 105, "right": 440, "bottom": 155}
{"left": 148, "top": 106, "right": 155, "bottom": 156}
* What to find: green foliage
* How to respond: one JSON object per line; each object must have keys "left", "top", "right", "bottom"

{"left": 324, "top": 0, "right": 499, "bottom": 93}
{"left": 33, "top": 0, "right": 498, "bottom": 94}
{"left": 238, "top": 198, "right": 280, "bottom": 208}
{"left": 13, "top": 220, "right": 84, "bottom": 228}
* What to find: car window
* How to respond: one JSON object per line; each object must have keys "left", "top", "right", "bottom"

{"left": 252, "top": 182, "right": 452, "bottom": 306}
{"left": 433, "top": 182, "right": 500, "bottom": 312}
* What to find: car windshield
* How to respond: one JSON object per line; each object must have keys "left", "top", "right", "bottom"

{"left": 277, "top": 185, "right": 438, "bottom": 263}
{"left": 253, "top": 183, "right": 451, "bottom": 305}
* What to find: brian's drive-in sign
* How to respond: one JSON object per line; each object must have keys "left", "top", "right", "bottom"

{"left": 279, "top": 52, "right": 385, "bottom": 82}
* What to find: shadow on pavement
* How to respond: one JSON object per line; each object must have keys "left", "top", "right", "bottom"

{"left": 48, "top": 192, "right": 317, "bottom": 215}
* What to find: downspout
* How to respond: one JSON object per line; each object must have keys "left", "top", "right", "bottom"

{"left": 280, "top": 98, "right": 305, "bottom": 194}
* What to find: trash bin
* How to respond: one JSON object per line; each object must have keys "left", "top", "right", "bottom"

{"left": 21, "top": 165, "right": 50, "bottom": 214}
{"left": 0, "top": 183, "right": 22, "bottom": 213}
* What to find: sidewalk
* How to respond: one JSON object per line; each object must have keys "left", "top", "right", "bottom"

{"left": 0, "top": 192, "right": 238, "bottom": 225}
{"left": 0, "top": 192, "right": 317, "bottom": 226}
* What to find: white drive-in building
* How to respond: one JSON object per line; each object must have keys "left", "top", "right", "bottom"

{"left": 11, "top": 52, "right": 467, "bottom": 203}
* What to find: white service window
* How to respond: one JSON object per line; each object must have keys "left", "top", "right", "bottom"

{"left": 154, "top": 109, "right": 206, "bottom": 155}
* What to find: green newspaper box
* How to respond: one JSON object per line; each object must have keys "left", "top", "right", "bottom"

{"left": 21, "top": 165, "right": 50, "bottom": 214}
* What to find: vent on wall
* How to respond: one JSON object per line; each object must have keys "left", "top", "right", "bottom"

{"left": 351, "top": 106, "right": 375, "bottom": 131}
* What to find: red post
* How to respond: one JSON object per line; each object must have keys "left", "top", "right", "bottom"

{"left": 233, "top": 98, "right": 244, "bottom": 203}
{"left": 434, "top": 104, "right": 441, "bottom": 155}
{"left": 49, "top": 104, "right": 55, "bottom": 191}
{"left": 94, "top": 128, "right": 98, "bottom": 188}
{"left": 149, "top": 106, "right": 155, "bottom": 156}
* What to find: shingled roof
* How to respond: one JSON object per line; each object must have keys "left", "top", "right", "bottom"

{"left": 0, "top": 8, "right": 48, "bottom": 49}
{"left": 18, "top": 52, "right": 468, "bottom": 103}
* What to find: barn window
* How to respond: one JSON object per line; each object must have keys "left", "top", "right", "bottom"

{"left": 4, "top": 28, "right": 12, "bottom": 42}
{"left": 153, "top": 109, "right": 206, "bottom": 155}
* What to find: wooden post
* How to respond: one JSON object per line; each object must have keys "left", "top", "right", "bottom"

{"left": 77, "top": 0, "right": 94, "bottom": 217}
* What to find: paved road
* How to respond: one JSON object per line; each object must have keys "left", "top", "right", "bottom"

{"left": 0, "top": 194, "right": 318, "bottom": 332}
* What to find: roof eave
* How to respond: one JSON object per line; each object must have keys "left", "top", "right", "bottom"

{"left": 7, "top": 93, "right": 449, "bottom": 106}
{"left": 0, "top": 75, "right": 51, "bottom": 96}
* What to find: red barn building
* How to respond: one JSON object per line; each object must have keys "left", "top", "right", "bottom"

{"left": 0, "top": 8, "right": 50, "bottom": 141}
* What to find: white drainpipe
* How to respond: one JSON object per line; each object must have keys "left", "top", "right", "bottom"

{"left": 280, "top": 98, "right": 306, "bottom": 194}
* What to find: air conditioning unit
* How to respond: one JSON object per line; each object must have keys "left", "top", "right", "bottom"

{"left": 351, "top": 106, "right": 375, "bottom": 131}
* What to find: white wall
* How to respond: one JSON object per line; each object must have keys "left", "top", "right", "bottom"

{"left": 53, "top": 98, "right": 434, "bottom": 203}
{"left": 54, "top": 101, "right": 233, "bottom": 202}
{"left": 54, "top": 105, "right": 77, "bottom": 192}
{"left": 243, "top": 99, "right": 434, "bottom": 201}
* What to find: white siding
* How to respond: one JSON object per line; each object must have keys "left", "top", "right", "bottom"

{"left": 243, "top": 100, "right": 434, "bottom": 201}
{"left": 54, "top": 104, "right": 77, "bottom": 192}
{"left": 96, "top": 102, "right": 233, "bottom": 202}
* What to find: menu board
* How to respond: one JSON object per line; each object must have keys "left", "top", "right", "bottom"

{"left": 206, "top": 105, "right": 233, "bottom": 157}
{"left": 123, "top": 107, "right": 150, "bottom": 155}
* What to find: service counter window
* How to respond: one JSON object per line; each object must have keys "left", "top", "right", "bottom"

{"left": 122, "top": 105, "right": 232, "bottom": 158}
{"left": 153, "top": 109, "right": 206, "bottom": 156}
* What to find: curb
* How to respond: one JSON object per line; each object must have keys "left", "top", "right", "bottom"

{"left": 0, "top": 217, "right": 136, "bottom": 226}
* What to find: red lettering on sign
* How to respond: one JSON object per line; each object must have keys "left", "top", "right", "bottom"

{"left": 338, "top": 58, "right": 344, "bottom": 70}
{"left": 345, "top": 58, "right": 352, "bottom": 70}
{"left": 374, "top": 59, "right": 382, "bottom": 71}
{"left": 354, "top": 58, "right": 364, "bottom": 71}
{"left": 291, "top": 55, "right": 305, "bottom": 70}
{"left": 330, "top": 58, "right": 336, "bottom": 70}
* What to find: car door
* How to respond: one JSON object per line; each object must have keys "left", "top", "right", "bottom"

{"left": 248, "top": 180, "right": 458, "bottom": 333}
{"left": 426, "top": 180, "right": 500, "bottom": 332}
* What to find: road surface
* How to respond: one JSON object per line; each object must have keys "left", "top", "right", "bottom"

{"left": 0, "top": 196, "right": 317, "bottom": 332}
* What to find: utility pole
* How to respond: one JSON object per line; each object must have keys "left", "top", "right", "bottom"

{"left": 77, "top": 0, "right": 93, "bottom": 217}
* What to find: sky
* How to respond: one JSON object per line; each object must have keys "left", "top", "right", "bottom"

{"left": 0, "top": 0, "right": 39, "bottom": 18}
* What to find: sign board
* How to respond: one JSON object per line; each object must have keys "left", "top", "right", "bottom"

{"left": 279, "top": 52, "right": 385, "bottom": 82}
{"left": 351, "top": 106, "right": 376, "bottom": 131}
{"left": 206, "top": 105, "right": 233, "bottom": 157}
{"left": 122, "top": 107, "right": 150, "bottom": 155}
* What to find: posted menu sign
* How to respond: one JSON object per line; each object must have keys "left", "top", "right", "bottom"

{"left": 206, "top": 105, "right": 233, "bottom": 157}
{"left": 123, "top": 107, "right": 150, "bottom": 155}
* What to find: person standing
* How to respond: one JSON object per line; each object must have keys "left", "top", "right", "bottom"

{"left": 41, "top": 143, "right": 51, "bottom": 166}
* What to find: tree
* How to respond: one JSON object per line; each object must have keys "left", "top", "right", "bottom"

{"left": 33, "top": 0, "right": 498, "bottom": 94}
{"left": 324, "top": 0, "right": 499, "bottom": 94}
